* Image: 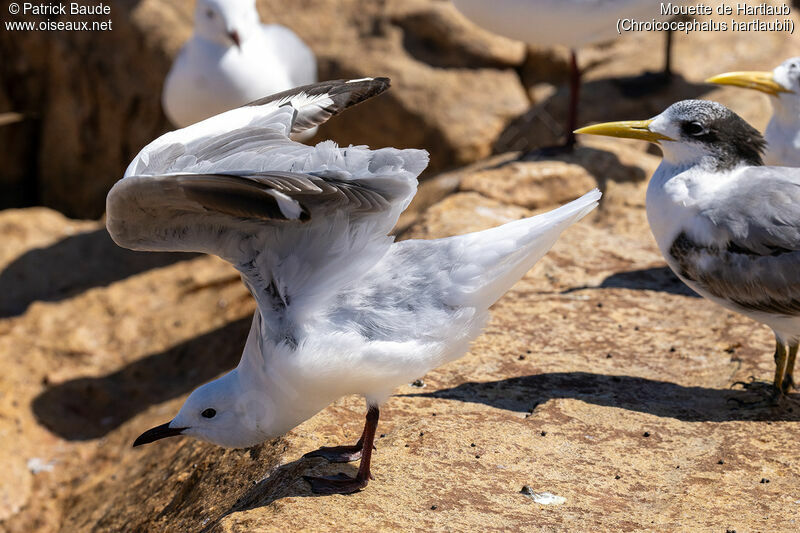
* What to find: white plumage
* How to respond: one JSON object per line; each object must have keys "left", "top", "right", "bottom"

{"left": 110, "top": 78, "right": 600, "bottom": 494}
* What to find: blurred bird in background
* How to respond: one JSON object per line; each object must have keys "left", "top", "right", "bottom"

{"left": 707, "top": 57, "right": 800, "bottom": 167}
{"left": 452, "top": 0, "right": 686, "bottom": 152}
{"left": 162, "top": 0, "right": 317, "bottom": 139}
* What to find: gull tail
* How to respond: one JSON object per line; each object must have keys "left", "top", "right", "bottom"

{"left": 446, "top": 189, "right": 601, "bottom": 308}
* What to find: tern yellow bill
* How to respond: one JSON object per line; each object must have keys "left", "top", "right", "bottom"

{"left": 705, "top": 71, "right": 792, "bottom": 96}
{"left": 574, "top": 120, "right": 674, "bottom": 143}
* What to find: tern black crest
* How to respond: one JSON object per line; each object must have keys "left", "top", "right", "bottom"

{"left": 667, "top": 100, "right": 766, "bottom": 170}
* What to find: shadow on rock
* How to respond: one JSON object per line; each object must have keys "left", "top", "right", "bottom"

{"left": 564, "top": 266, "right": 700, "bottom": 297}
{"left": 0, "top": 228, "right": 196, "bottom": 318}
{"left": 405, "top": 371, "right": 800, "bottom": 423}
{"left": 495, "top": 73, "right": 713, "bottom": 154}
{"left": 32, "top": 317, "right": 251, "bottom": 440}
{"left": 200, "top": 456, "right": 358, "bottom": 531}
{"left": 483, "top": 143, "right": 649, "bottom": 188}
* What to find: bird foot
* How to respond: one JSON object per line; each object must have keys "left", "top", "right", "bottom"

{"left": 303, "top": 472, "right": 369, "bottom": 495}
{"left": 728, "top": 377, "right": 782, "bottom": 408}
{"left": 615, "top": 71, "right": 673, "bottom": 98}
{"left": 303, "top": 444, "right": 363, "bottom": 463}
{"left": 781, "top": 375, "right": 796, "bottom": 395}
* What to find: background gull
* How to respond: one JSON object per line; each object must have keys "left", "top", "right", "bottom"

{"left": 452, "top": 0, "right": 687, "bottom": 151}
{"left": 576, "top": 99, "right": 800, "bottom": 403}
{"left": 107, "top": 77, "right": 600, "bottom": 494}
{"left": 707, "top": 57, "right": 800, "bottom": 167}
{"left": 161, "top": 0, "right": 317, "bottom": 138}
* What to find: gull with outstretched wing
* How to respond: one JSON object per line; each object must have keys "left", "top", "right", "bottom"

{"left": 109, "top": 77, "right": 600, "bottom": 494}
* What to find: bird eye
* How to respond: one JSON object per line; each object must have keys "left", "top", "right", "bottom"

{"left": 684, "top": 122, "right": 705, "bottom": 136}
{"left": 206, "top": 9, "right": 215, "bottom": 19}
{"left": 201, "top": 408, "right": 216, "bottom": 418}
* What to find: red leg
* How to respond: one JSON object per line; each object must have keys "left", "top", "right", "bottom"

{"left": 565, "top": 49, "right": 580, "bottom": 149}
{"left": 304, "top": 406, "right": 379, "bottom": 494}
{"left": 663, "top": 28, "right": 674, "bottom": 78}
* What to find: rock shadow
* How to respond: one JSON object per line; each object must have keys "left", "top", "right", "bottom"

{"left": 495, "top": 73, "right": 713, "bottom": 154}
{"left": 406, "top": 372, "right": 800, "bottom": 423}
{"left": 563, "top": 266, "right": 700, "bottom": 297}
{"left": 31, "top": 317, "right": 250, "bottom": 440}
{"left": 483, "top": 143, "right": 649, "bottom": 188}
{"left": 200, "top": 456, "right": 361, "bottom": 531}
{"left": 0, "top": 228, "right": 195, "bottom": 318}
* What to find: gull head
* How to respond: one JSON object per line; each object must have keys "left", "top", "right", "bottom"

{"left": 706, "top": 57, "right": 799, "bottom": 100}
{"left": 575, "top": 100, "right": 765, "bottom": 171}
{"left": 134, "top": 369, "right": 272, "bottom": 449}
{"left": 133, "top": 315, "right": 317, "bottom": 450}
{"left": 194, "top": 0, "right": 260, "bottom": 49}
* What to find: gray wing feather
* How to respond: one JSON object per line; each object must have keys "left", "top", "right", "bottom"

{"left": 670, "top": 232, "right": 800, "bottom": 316}
{"left": 673, "top": 168, "right": 800, "bottom": 315}
{"left": 701, "top": 167, "right": 800, "bottom": 254}
{"left": 107, "top": 170, "right": 397, "bottom": 252}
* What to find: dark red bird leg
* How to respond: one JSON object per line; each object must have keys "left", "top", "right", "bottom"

{"left": 565, "top": 49, "right": 580, "bottom": 149}
{"left": 304, "top": 405, "right": 379, "bottom": 494}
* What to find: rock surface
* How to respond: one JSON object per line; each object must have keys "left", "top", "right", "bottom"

{"left": 2, "top": 135, "right": 800, "bottom": 531}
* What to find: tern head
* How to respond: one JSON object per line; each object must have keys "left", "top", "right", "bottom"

{"left": 706, "top": 57, "right": 799, "bottom": 101}
{"left": 194, "top": 0, "right": 260, "bottom": 49}
{"left": 574, "top": 100, "right": 765, "bottom": 171}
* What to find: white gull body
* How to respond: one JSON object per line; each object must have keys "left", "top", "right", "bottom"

{"left": 452, "top": 0, "right": 687, "bottom": 148}
{"left": 452, "top": 0, "right": 677, "bottom": 47}
{"left": 109, "top": 78, "right": 600, "bottom": 493}
{"left": 162, "top": 0, "right": 316, "bottom": 131}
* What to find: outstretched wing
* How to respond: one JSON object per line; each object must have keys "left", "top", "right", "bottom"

{"left": 108, "top": 78, "right": 429, "bottom": 344}
{"left": 672, "top": 167, "right": 800, "bottom": 316}
{"left": 125, "top": 77, "right": 391, "bottom": 178}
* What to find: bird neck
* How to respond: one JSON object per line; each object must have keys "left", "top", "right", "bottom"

{"left": 233, "top": 313, "right": 336, "bottom": 438}
{"left": 658, "top": 143, "right": 719, "bottom": 173}
{"left": 191, "top": 32, "right": 236, "bottom": 53}
{"left": 769, "top": 96, "right": 800, "bottom": 130}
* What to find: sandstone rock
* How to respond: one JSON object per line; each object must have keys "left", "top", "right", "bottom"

{"left": 390, "top": 0, "right": 526, "bottom": 69}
